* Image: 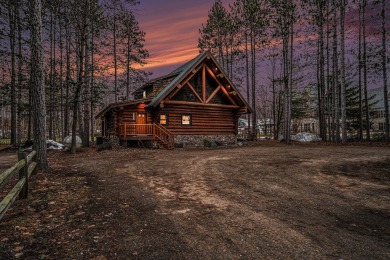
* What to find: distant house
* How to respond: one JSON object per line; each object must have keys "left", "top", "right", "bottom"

{"left": 370, "top": 87, "right": 390, "bottom": 132}
{"left": 96, "top": 51, "right": 251, "bottom": 148}
{"left": 238, "top": 118, "right": 274, "bottom": 137}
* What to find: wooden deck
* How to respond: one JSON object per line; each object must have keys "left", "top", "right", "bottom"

{"left": 118, "top": 123, "right": 174, "bottom": 149}
{"left": 121, "top": 135, "right": 154, "bottom": 141}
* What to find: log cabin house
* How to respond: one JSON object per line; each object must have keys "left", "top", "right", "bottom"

{"left": 96, "top": 51, "right": 251, "bottom": 149}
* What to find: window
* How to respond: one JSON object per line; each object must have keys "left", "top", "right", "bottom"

{"left": 379, "top": 110, "right": 385, "bottom": 118}
{"left": 181, "top": 115, "right": 192, "bottom": 126}
{"left": 160, "top": 114, "right": 168, "bottom": 126}
{"left": 131, "top": 113, "right": 135, "bottom": 120}
{"left": 142, "top": 91, "right": 147, "bottom": 99}
{"left": 304, "top": 123, "right": 311, "bottom": 132}
{"left": 379, "top": 122, "right": 385, "bottom": 131}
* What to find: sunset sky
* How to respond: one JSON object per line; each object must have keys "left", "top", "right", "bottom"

{"left": 135, "top": 0, "right": 234, "bottom": 78}
{"left": 134, "top": 0, "right": 389, "bottom": 86}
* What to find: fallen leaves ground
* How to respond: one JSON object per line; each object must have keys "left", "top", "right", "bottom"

{"left": 0, "top": 141, "right": 389, "bottom": 259}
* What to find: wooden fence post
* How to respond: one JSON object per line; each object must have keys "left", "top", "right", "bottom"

{"left": 17, "top": 152, "right": 28, "bottom": 199}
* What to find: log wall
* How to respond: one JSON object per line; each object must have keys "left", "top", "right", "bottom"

{"left": 104, "top": 106, "right": 152, "bottom": 136}
{"left": 157, "top": 104, "right": 237, "bottom": 135}
{"left": 117, "top": 107, "right": 152, "bottom": 124}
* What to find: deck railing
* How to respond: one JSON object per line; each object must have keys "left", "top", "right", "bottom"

{"left": 119, "top": 124, "right": 154, "bottom": 139}
{"left": 118, "top": 123, "right": 174, "bottom": 149}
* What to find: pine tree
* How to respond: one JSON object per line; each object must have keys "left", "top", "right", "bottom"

{"left": 198, "top": 0, "right": 229, "bottom": 70}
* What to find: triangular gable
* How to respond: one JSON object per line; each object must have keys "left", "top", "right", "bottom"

{"left": 171, "top": 84, "right": 202, "bottom": 103}
{"left": 168, "top": 63, "right": 236, "bottom": 106}
{"left": 147, "top": 51, "right": 252, "bottom": 113}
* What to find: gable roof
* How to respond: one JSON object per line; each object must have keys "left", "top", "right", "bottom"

{"left": 96, "top": 51, "right": 252, "bottom": 118}
{"left": 132, "top": 72, "right": 179, "bottom": 96}
{"left": 132, "top": 54, "right": 203, "bottom": 97}
{"left": 147, "top": 51, "right": 251, "bottom": 112}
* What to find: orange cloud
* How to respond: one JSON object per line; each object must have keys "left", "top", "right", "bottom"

{"left": 135, "top": 0, "right": 235, "bottom": 77}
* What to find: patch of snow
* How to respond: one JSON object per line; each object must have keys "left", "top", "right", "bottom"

{"left": 47, "top": 140, "right": 66, "bottom": 150}
{"left": 20, "top": 139, "right": 67, "bottom": 151}
{"left": 291, "top": 132, "right": 322, "bottom": 142}
{"left": 63, "top": 135, "right": 82, "bottom": 148}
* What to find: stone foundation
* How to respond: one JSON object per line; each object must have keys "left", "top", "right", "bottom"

{"left": 174, "top": 134, "right": 237, "bottom": 148}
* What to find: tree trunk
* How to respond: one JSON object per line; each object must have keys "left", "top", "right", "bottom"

{"left": 16, "top": 4, "right": 23, "bottom": 143}
{"left": 330, "top": 1, "right": 336, "bottom": 142}
{"left": 59, "top": 13, "right": 64, "bottom": 141}
{"left": 283, "top": 31, "right": 289, "bottom": 143}
{"left": 83, "top": 23, "right": 90, "bottom": 147}
{"left": 90, "top": 26, "right": 95, "bottom": 143}
{"left": 49, "top": 12, "right": 54, "bottom": 140}
{"left": 270, "top": 55, "right": 277, "bottom": 140}
{"left": 287, "top": 11, "right": 294, "bottom": 143}
{"left": 113, "top": 15, "right": 118, "bottom": 102}
{"left": 230, "top": 38, "right": 234, "bottom": 79}
{"left": 333, "top": 0, "right": 340, "bottom": 143}
{"left": 358, "top": 2, "right": 363, "bottom": 141}
{"left": 28, "top": 86, "right": 32, "bottom": 141}
{"left": 8, "top": 3, "right": 17, "bottom": 145}
{"left": 340, "top": 0, "right": 347, "bottom": 143}
{"left": 251, "top": 28, "right": 257, "bottom": 141}
{"left": 71, "top": 39, "right": 85, "bottom": 154}
{"left": 52, "top": 10, "right": 57, "bottom": 141}
{"left": 64, "top": 15, "right": 71, "bottom": 138}
{"left": 245, "top": 31, "right": 251, "bottom": 138}
{"left": 381, "top": 0, "right": 389, "bottom": 142}
{"left": 318, "top": 4, "right": 326, "bottom": 141}
{"left": 126, "top": 31, "right": 131, "bottom": 100}
{"left": 30, "top": 0, "right": 48, "bottom": 169}
{"left": 326, "top": 0, "right": 331, "bottom": 141}
{"left": 362, "top": 0, "right": 370, "bottom": 141}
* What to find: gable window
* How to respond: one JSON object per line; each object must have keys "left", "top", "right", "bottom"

{"left": 181, "top": 115, "right": 192, "bottom": 126}
{"left": 160, "top": 114, "right": 168, "bottom": 126}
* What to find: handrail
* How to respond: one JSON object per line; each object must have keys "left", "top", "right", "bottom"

{"left": 154, "top": 123, "right": 172, "bottom": 137}
{"left": 153, "top": 124, "right": 174, "bottom": 149}
{"left": 118, "top": 123, "right": 174, "bottom": 149}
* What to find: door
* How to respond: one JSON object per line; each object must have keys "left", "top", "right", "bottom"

{"left": 136, "top": 113, "right": 146, "bottom": 134}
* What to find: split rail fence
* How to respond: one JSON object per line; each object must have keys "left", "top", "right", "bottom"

{"left": 0, "top": 151, "right": 37, "bottom": 221}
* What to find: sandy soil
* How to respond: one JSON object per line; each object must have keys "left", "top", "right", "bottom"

{"left": 0, "top": 141, "right": 389, "bottom": 259}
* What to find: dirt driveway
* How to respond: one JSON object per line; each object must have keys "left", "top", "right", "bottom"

{"left": 0, "top": 142, "right": 389, "bottom": 259}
